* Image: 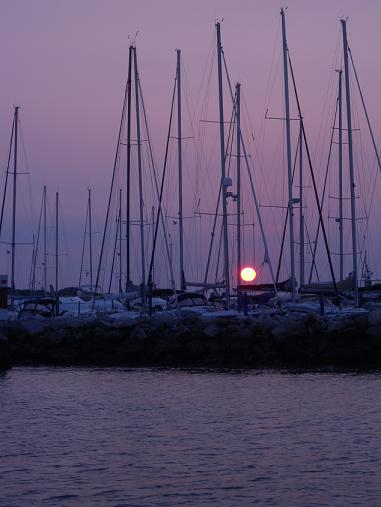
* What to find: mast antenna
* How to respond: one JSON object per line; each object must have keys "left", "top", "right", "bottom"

{"left": 128, "top": 31, "right": 139, "bottom": 46}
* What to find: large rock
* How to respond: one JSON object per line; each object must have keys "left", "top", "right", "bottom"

{"left": 47, "top": 316, "right": 91, "bottom": 330}
{"left": 202, "top": 323, "right": 220, "bottom": 338}
{"left": 101, "top": 314, "right": 137, "bottom": 328}
{"left": 366, "top": 325, "right": 381, "bottom": 339}
{"left": 368, "top": 310, "right": 381, "bottom": 327}
{"left": 19, "top": 318, "right": 47, "bottom": 336}
{"left": 0, "top": 329, "right": 10, "bottom": 368}
{"left": 129, "top": 326, "right": 147, "bottom": 341}
{"left": 271, "top": 317, "right": 306, "bottom": 341}
{"left": 151, "top": 312, "right": 177, "bottom": 326}
{"left": 46, "top": 328, "right": 67, "bottom": 344}
{"left": 235, "top": 324, "right": 253, "bottom": 340}
{"left": 178, "top": 309, "right": 203, "bottom": 320}
{"left": 325, "top": 317, "right": 352, "bottom": 334}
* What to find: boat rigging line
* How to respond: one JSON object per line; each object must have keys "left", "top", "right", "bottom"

{"left": 221, "top": 48, "right": 278, "bottom": 295}
{"left": 308, "top": 79, "right": 339, "bottom": 283}
{"left": 0, "top": 117, "right": 15, "bottom": 239}
{"left": 147, "top": 74, "right": 177, "bottom": 315}
{"left": 287, "top": 51, "right": 339, "bottom": 298}
{"left": 92, "top": 51, "right": 130, "bottom": 310}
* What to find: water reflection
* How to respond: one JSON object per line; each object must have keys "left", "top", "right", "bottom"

{"left": 1, "top": 367, "right": 381, "bottom": 506}
{"left": 0, "top": 368, "right": 10, "bottom": 381}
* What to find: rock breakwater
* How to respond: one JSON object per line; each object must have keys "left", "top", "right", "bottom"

{"left": 2, "top": 309, "right": 381, "bottom": 369}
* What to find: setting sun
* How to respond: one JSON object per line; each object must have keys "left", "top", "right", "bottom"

{"left": 240, "top": 266, "right": 257, "bottom": 282}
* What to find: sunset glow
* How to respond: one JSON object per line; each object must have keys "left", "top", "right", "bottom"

{"left": 240, "top": 267, "right": 257, "bottom": 282}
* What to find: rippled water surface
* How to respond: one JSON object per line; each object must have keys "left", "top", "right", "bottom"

{"left": 1, "top": 367, "right": 381, "bottom": 506}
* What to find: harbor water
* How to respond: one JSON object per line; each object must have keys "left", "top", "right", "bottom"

{"left": 1, "top": 367, "right": 381, "bottom": 506}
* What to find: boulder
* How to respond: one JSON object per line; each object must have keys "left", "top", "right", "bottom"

{"left": 19, "top": 318, "right": 47, "bottom": 336}
{"left": 271, "top": 317, "right": 306, "bottom": 341}
{"left": 178, "top": 309, "right": 203, "bottom": 320}
{"left": 151, "top": 312, "right": 177, "bottom": 326}
{"left": 325, "top": 318, "right": 352, "bottom": 334}
{"left": 368, "top": 310, "right": 381, "bottom": 327}
{"left": 47, "top": 316, "right": 89, "bottom": 330}
{"left": 0, "top": 329, "right": 10, "bottom": 368}
{"left": 129, "top": 326, "right": 147, "bottom": 341}
{"left": 101, "top": 314, "right": 137, "bottom": 328}
{"left": 236, "top": 324, "right": 253, "bottom": 340}
{"left": 202, "top": 323, "right": 220, "bottom": 338}
{"left": 341, "top": 313, "right": 367, "bottom": 330}
{"left": 366, "top": 325, "right": 381, "bottom": 339}
{"left": 46, "top": 328, "right": 67, "bottom": 344}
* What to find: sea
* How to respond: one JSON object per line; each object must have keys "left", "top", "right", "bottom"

{"left": 1, "top": 366, "right": 381, "bottom": 506}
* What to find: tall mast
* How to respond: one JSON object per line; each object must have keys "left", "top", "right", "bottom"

{"left": 43, "top": 185, "right": 47, "bottom": 293}
{"left": 118, "top": 188, "right": 122, "bottom": 293}
{"left": 126, "top": 45, "right": 133, "bottom": 289}
{"left": 337, "top": 69, "right": 344, "bottom": 281}
{"left": 30, "top": 233, "right": 35, "bottom": 291}
{"left": 281, "top": 8, "right": 296, "bottom": 302}
{"left": 133, "top": 46, "right": 146, "bottom": 302}
{"left": 137, "top": 77, "right": 176, "bottom": 292}
{"left": 236, "top": 83, "right": 242, "bottom": 289}
{"left": 341, "top": 19, "right": 359, "bottom": 305}
{"left": 93, "top": 53, "right": 130, "bottom": 309}
{"left": 30, "top": 190, "right": 43, "bottom": 292}
{"left": 176, "top": 49, "right": 185, "bottom": 290}
{"left": 299, "top": 120, "right": 305, "bottom": 286}
{"left": 220, "top": 58, "right": 278, "bottom": 294}
{"left": 151, "top": 206, "right": 155, "bottom": 284}
{"left": 88, "top": 188, "right": 93, "bottom": 291}
{"left": 55, "top": 191, "right": 59, "bottom": 295}
{"left": 216, "top": 22, "right": 230, "bottom": 308}
{"left": 11, "top": 106, "right": 19, "bottom": 307}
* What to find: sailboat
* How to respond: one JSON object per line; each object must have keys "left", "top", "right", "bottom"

{"left": 93, "top": 42, "right": 177, "bottom": 315}
{"left": 0, "top": 106, "right": 38, "bottom": 312}
{"left": 301, "top": 18, "right": 381, "bottom": 310}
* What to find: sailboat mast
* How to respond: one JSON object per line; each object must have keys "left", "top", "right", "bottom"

{"left": 299, "top": 120, "right": 305, "bottom": 286}
{"left": 151, "top": 206, "right": 155, "bottom": 284}
{"left": 337, "top": 69, "right": 344, "bottom": 281}
{"left": 281, "top": 8, "right": 296, "bottom": 302}
{"left": 176, "top": 49, "right": 185, "bottom": 290}
{"left": 43, "top": 185, "right": 47, "bottom": 293}
{"left": 30, "top": 233, "right": 35, "bottom": 291}
{"left": 133, "top": 47, "right": 146, "bottom": 302}
{"left": 11, "top": 106, "right": 19, "bottom": 306}
{"left": 220, "top": 59, "right": 278, "bottom": 294}
{"left": 236, "top": 83, "right": 242, "bottom": 289}
{"left": 341, "top": 19, "right": 359, "bottom": 304}
{"left": 55, "top": 191, "right": 59, "bottom": 295}
{"left": 216, "top": 22, "right": 230, "bottom": 308}
{"left": 126, "top": 45, "right": 133, "bottom": 289}
{"left": 137, "top": 77, "right": 176, "bottom": 292}
{"left": 119, "top": 188, "right": 122, "bottom": 293}
{"left": 88, "top": 188, "right": 93, "bottom": 291}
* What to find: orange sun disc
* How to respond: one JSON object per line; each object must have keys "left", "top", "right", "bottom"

{"left": 240, "top": 267, "right": 257, "bottom": 282}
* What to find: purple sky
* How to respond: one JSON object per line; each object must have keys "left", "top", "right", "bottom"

{"left": 0, "top": 0, "right": 380, "bottom": 290}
